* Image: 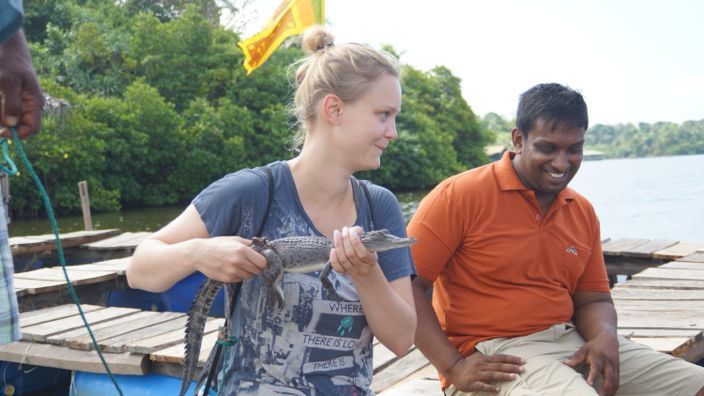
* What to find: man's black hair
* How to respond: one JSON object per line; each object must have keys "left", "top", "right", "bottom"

{"left": 516, "top": 83, "right": 588, "bottom": 135}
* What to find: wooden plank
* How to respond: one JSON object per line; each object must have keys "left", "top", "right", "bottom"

{"left": 614, "top": 300, "right": 704, "bottom": 311}
{"left": 101, "top": 315, "right": 189, "bottom": 354}
{"left": 10, "top": 229, "right": 121, "bottom": 255}
{"left": 22, "top": 307, "right": 140, "bottom": 342}
{"left": 601, "top": 239, "right": 650, "bottom": 256}
{"left": 618, "top": 328, "right": 702, "bottom": 338}
{"left": 127, "top": 317, "right": 224, "bottom": 355}
{"left": 13, "top": 278, "right": 66, "bottom": 294}
{"left": 0, "top": 341, "right": 147, "bottom": 375}
{"left": 45, "top": 310, "right": 159, "bottom": 346}
{"left": 14, "top": 267, "right": 116, "bottom": 286}
{"left": 632, "top": 331, "right": 704, "bottom": 361}
{"left": 19, "top": 304, "right": 104, "bottom": 327}
{"left": 654, "top": 241, "right": 704, "bottom": 260}
{"left": 371, "top": 348, "right": 429, "bottom": 394}
{"left": 630, "top": 337, "right": 691, "bottom": 354}
{"left": 679, "top": 252, "right": 704, "bottom": 263}
{"left": 68, "top": 257, "right": 131, "bottom": 276}
{"left": 616, "top": 279, "right": 704, "bottom": 289}
{"left": 617, "top": 239, "right": 678, "bottom": 258}
{"left": 150, "top": 331, "right": 219, "bottom": 365}
{"left": 660, "top": 261, "right": 704, "bottom": 270}
{"left": 69, "top": 312, "right": 185, "bottom": 351}
{"left": 18, "top": 277, "right": 126, "bottom": 313}
{"left": 617, "top": 311, "right": 704, "bottom": 329}
{"left": 83, "top": 232, "right": 152, "bottom": 250}
{"left": 378, "top": 364, "right": 439, "bottom": 396}
{"left": 373, "top": 341, "right": 399, "bottom": 373}
{"left": 612, "top": 287, "right": 704, "bottom": 300}
{"left": 378, "top": 378, "right": 441, "bottom": 396}
{"left": 632, "top": 267, "right": 704, "bottom": 281}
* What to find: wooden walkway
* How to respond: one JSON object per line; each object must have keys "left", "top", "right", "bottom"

{"left": 0, "top": 237, "right": 702, "bottom": 394}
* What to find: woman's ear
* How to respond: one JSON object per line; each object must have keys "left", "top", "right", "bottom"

{"left": 321, "top": 93, "right": 343, "bottom": 125}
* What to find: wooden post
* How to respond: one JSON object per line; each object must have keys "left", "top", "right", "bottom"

{"left": 78, "top": 181, "right": 93, "bottom": 231}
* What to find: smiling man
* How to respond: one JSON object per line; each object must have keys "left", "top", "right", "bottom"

{"left": 408, "top": 83, "right": 704, "bottom": 396}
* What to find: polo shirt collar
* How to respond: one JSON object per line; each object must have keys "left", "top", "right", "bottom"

{"left": 494, "top": 151, "right": 575, "bottom": 202}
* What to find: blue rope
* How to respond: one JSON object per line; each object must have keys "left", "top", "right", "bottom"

{"left": 1, "top": 127, "right": 123, "bottom": 395}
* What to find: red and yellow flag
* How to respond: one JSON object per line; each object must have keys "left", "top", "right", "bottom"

{"left": 238, "top": 0, "right": 325, "bottom": 75}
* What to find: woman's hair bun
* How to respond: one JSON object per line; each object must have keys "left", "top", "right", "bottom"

{"left": 301, "top": 25, "right": 335, "bottom": 54}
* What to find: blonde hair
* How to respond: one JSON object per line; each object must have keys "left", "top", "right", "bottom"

{"left": 290, "top": 25, "right": 401, "bottom": 149}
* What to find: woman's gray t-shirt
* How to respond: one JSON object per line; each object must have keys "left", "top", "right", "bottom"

{"left": 192, "top": 161, "right": 415, "bottom": 395}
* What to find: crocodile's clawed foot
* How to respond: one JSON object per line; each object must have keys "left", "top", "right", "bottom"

{"left": 267, "top": 288, "right": 285, "bottom": 309}
{"left": 321, "top": 277, "right": 343, "bottom": 302}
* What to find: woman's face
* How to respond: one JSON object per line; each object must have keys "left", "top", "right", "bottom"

{"left": 335, "top": 74, "right": 402, "bottom": 172}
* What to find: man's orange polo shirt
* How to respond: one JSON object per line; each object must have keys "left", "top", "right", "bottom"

{"left": 408, "top": 151, "right": 610, "bottom": 364}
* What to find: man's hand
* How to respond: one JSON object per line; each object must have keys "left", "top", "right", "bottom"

{"left": 0, "top": 29, "right": 44, "bottom": 139}
{"left": 446, "top": 351, "right": 525, "bottom": 393}
{"left": 563, "top": 331, "right": 620, "bottom": 396}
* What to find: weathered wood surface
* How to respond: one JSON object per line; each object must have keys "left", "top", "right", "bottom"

{"left": 632, "top": 267, "right": 704, "bottom": 281}
{"left": 18, "top": 277, "right": 127, "bottom": 313}
{"left": 603, "top": 239, "right": 677, "bottom": 258}
{"left": 14, "top": 258, "right": 129, "bottom": 297}
{"left": 23, "top": 306, "right": 140, "bottom": 342}
{"left": 378, "top": 364, "right": 439, "bottom": 395}
{"left": 680, "top": 251, "right": 704, "bottom": 263}
{"left": 0, "top": 304, "right": 216, "bottom": 376}
{"left": 653, "top": 241, "right": 704, "bottom": 260}
{"left": 9, "top": 229, "right": 121, "bottom": 255}
{"left": 0, "top": 341, "right": 148, "bottom": 375}
{"left": 610, "top": 257, "right": 704, "bottom": 362}
{"left": 81, "top": 231, "right": 152, "bottom": 251}
{"left": 602, "top": 238, "right": 651, "bottom": 256}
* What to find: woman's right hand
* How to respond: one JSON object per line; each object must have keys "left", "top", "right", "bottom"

{"left": 188, "top": 236, "right": 268, "bottom": 283}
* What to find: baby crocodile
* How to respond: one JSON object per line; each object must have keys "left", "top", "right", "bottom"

{"left": 179, "top": 229, "right": 415, "bottom": 396}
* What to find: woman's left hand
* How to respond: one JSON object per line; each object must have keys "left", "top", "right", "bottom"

{"left": 329, "top": 226, "right": 378, "bottom": 278}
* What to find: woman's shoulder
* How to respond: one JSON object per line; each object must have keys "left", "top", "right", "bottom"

{"left": 208, "top": 161, "right": 288, "bottom": 193}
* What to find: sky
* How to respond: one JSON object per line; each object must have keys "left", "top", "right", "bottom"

{"left": 236, "top": 0, "right": 704, "bottom": 126}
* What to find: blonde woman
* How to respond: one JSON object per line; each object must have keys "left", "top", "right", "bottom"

{"left": 127, "top": 26, "right": 416, "bottom": 395}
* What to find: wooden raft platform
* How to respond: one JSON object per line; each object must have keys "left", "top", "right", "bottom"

{"left": 9, "top": 229, "right": 121, "bottom": 256}
{"left": 14, "top": 258, "right": 130, "bottom": 312}
{"left": 601, "top": 238, "right": 704, "bottom": 276}
{"left": 75, "top": 231, "right": 153, "bottom": 260}
{"left": 2, "top": 240, "right": 703, "bottom": 394}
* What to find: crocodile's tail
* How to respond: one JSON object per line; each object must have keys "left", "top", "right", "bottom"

{"left": 179, "top": 279, "right": 224, "bottom": 396}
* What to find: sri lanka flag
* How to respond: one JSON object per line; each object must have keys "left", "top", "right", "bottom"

{"left": 238, "top": 0, "right": 325, "bottom": 75}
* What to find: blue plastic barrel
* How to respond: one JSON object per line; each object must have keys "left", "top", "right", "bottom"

{"left": 70, "top": 371, "right": 214, "bottom": 395}
{"left": 0, "top": 361, "right": 70, "bottom": 395}
{"left": 107, "top": 272, "right": 225, "bottom": 317}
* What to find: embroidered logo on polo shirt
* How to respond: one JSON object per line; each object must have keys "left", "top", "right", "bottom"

{"left": 566, "top": 246, "right": 578, "bottom": 256}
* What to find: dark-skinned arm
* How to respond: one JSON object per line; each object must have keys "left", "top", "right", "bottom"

{"left": 564, "top": 291, "right": 620, "bottom": 396}
{"left": 412, "top": 276, "right": 525, "bottom": 393}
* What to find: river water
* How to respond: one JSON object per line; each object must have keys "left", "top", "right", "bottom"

{"left": 8, "top": 154, "right": 704, "bottom": 241}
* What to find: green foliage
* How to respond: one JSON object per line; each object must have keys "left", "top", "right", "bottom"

{"left": 361, "top": 65, "right": 489, "bottom": 190}
{"left": 12, "top": 0, "right": 498, "bottom": 218}
{"left": 482, "top": 112, "right": 514, "bottom": 147}
{"left": 586, "top": 121, "right": 704, "bottom": 158}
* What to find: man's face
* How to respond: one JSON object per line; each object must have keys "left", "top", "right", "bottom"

{"left": 511, "top": 118, "right": 585, "bottom": 198}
